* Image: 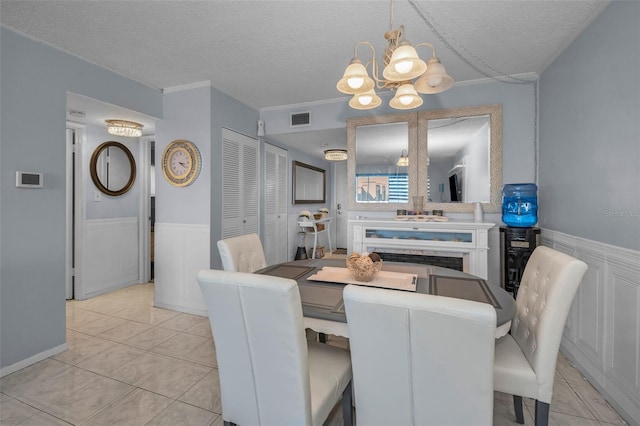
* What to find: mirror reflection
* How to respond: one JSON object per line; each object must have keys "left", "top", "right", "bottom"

{"left": 427, "top": 115, "right": 490, "bottom": 203}
{"left": 355, "top": 122, "right": 409, "bottom": 203}
{"left": 347, "top": 104, "right": 502, "bottom": 212}
{"left": 90, "top": 141, "right": 136, "bottom": 196}
{"left": 293, "top": 161, "right": 326, "bottom": 204}
{"left": 419, "top": 104, "right": 502, "bottom": 212}
{"left": 348, "top": 112, "right": 417, "bottom": 211}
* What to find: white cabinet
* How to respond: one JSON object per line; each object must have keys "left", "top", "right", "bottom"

{"left": 263, "top": 143, "right": 288, "bottom": 265}
{"left": 221, "top": 128, "right": 259, "bottom": 239}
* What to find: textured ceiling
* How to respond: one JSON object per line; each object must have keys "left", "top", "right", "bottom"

{"left": 0, "top": 0, "right": 610, "bottom": 110}
{"left": 1, "top": 1, "right": 610, "bottom": 157}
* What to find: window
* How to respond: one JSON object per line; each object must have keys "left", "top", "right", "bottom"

{"left": 355, "top": 173, "right": 408, "bottom": 203}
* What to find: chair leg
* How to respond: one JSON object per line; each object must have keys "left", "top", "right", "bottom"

{"left": 535, "top": 400, "right": 550, "bottom": 426}
{"left": 341, "top": 380, "right": 353, "bottom": 426}
{"left": 513, "top": 395, "right": 525, "bottom": 424}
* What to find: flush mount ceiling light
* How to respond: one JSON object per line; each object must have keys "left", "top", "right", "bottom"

{"left": 106, "top": 119, "right": 143, "bottom": 138}
{"left": 397, "top": 149, "right": 409, "bottom": 166}
{"left": 337, "top": 0, "right": 453, "bottom": 110}
{"left": 324, "top": 149, "right": 348, "bottom": 161}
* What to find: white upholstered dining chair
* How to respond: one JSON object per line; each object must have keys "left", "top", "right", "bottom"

{"left": 197, "top": 269, "right": 353, "bottom": 426}
{"left": 217, "top": 233, "right": 267, "bottom": 273}
{"left": 494, "top": 246, "right": 588, "bottom": 426}
{"left": 343, "top": 284, "right": 497, "bottom": 426}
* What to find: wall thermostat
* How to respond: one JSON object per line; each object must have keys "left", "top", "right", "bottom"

{"left": 16, "top": 171, "right": 43, "bottom": 188}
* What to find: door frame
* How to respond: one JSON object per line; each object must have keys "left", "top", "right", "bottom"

{"left": 139, "top": 136, "right": 154, "bottom": 284}
{"left": 66, "top": 122, "right": 87, "bottom": 299}
{"left": 333, "top": 161, "right": 348, "bottom": 250}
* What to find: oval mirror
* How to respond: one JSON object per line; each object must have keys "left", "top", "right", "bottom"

{"left": 90, "top": 141, "right": 137, "bottom": 196}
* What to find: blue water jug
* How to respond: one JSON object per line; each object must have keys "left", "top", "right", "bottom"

{"left": 502, "top": 183, "right": 538, "bottom": 227}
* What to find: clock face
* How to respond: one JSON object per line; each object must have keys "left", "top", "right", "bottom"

{"left": 170, "top": 148, "right": 190, "bottom": 177}
{"left": 162, "top": 140, "right": 201, "bottom": 187}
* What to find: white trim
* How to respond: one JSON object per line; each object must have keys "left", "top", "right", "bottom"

{"left": 0, "top": 343, "right": 68, "bottom": 378}
{"left": 139, "top": 136, "right": 154, "bottom": 284}
{"left": 154, "top": 302, "right": 208, "bottom": 317}
{"left": 66, "top": 122, "right": 86, "bottom": 300}
{"left": 163, "top": 81, "right": 211, "bottom": 93}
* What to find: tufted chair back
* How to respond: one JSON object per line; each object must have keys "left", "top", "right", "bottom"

{"left": 510, "top": 246, "right": 588, "bottom": 403}
{"left": 217, "top": 233, "right": 267, "bottom": 273}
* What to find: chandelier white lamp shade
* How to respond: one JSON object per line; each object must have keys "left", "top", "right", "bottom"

{"left": 336, "top": 58, "right": 375, "bottom": 94}
{"left": 397, "top": 149, "right": 409, "bottom": 166}
{"left": 413, "top": 56, "right": 454, "bottom": 94}
{"left": 389, "top": 83, "right": 423, "bottom": 110}
{"left": 324, "top": 149, "right": 348, "bottom": 161}
{"left": 349, "top": 89, "right": 383, "bottom": 110}
{"left": 336, "top": 1, "right": 453, "bottom": 110}
{"left": 106, "top": 119, "right": 143, "bottom": 137}
{"left": 383, "top": 40, "right": 427, "bottom": 81}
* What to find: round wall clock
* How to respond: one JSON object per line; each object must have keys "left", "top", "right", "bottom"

{"left": 161, "top": 139, "right": 202, "bottom": 187}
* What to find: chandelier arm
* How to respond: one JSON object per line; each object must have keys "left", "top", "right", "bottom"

{"left": 414, "top": 42, "right": 437, "bottom": 58}
{"left": 354, "top": 41, "right": 376, "bottom": 60}
{"left": 355, "top": 41, "right": 386, "bottom": 88}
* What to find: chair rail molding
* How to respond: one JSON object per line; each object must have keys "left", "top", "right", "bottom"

{"left": 542, "top": 229, "right": 640, "bottom": 426}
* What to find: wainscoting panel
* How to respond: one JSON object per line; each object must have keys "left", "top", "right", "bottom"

{"left": 154, "top": 223, "right": 210, "bottom": 316}
{"left": 606, "top": 251, "right": 640, "bottom": 406}
{"left": 84, "top": 217, "right": 139, "bottom": 298}
{"left": 543, "top": 229, "right": 640, "bottom": 425}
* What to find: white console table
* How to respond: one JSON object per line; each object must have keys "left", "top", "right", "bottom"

{"left": 350, "top": 218, "right": 495, "bottom": 279}
{"left": 298, "top": 217, "right": 333, "bottom": 259}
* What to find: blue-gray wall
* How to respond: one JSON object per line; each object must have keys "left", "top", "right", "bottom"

{"left": 539, "top": 2, "right": 640, "bottom": 251}
{"left": 0, "top": 27, "right": 162, "bottom": 369}
{"left": 156, "top": 86, "right": 212, "bottom": 226}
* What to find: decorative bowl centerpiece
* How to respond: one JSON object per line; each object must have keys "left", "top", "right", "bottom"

{"left": 347, "top": 252, "right": 382, "bottom": 282}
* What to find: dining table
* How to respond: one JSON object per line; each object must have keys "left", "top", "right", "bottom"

{"left": 256, "top": 257, "right": 516, "bottom": 339}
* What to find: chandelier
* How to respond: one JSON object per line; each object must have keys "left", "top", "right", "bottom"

{"left": 337, "top": 0, "right": 453, "bottom": 110}
{"left": 324, "top": 149, "right": 348, "bottom": 161}
{"left": 397, "top": 149, "right": 409, "bottom": 166}
{"left": 106, "top": 119, "right": 143, "bottom": 137}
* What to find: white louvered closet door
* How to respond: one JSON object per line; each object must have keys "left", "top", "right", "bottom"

{"left": 263, "top": 143, "right": 288, "bottom": 265}
{"left": 221, "top": 128, "right": 260, "bottom": 239}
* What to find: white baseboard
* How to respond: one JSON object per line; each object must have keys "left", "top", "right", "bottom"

{"left": 155, "top": 301, "right": 208, "bottom": 317}
{"left": 0, "top": 343, "right": 68, "bottom": 378}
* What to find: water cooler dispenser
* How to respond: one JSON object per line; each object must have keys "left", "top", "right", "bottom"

{"left": 500, "top": 183, "right": 540, "bottom": 297}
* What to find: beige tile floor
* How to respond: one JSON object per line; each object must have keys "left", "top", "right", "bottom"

{"left": 1, "top": 282, "right": 627, "bottom": 425}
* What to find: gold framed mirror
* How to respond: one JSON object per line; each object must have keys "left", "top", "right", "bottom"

{"left": 90, "top": 141, "right": 137, "bottom": 196}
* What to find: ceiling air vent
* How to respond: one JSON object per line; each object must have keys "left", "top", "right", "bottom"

{"left": 291, "top": 112, "right": 310, "bottom": 127}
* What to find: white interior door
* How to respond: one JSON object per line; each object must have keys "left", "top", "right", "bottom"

{"left": 221, "top": 128, "right": 260, "bottom": 238}
{"left": 263, "top": 143, "right": 288, "bottom": 265}
{"left": 334, "top": 162, "right": 348, "bottom": 249}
